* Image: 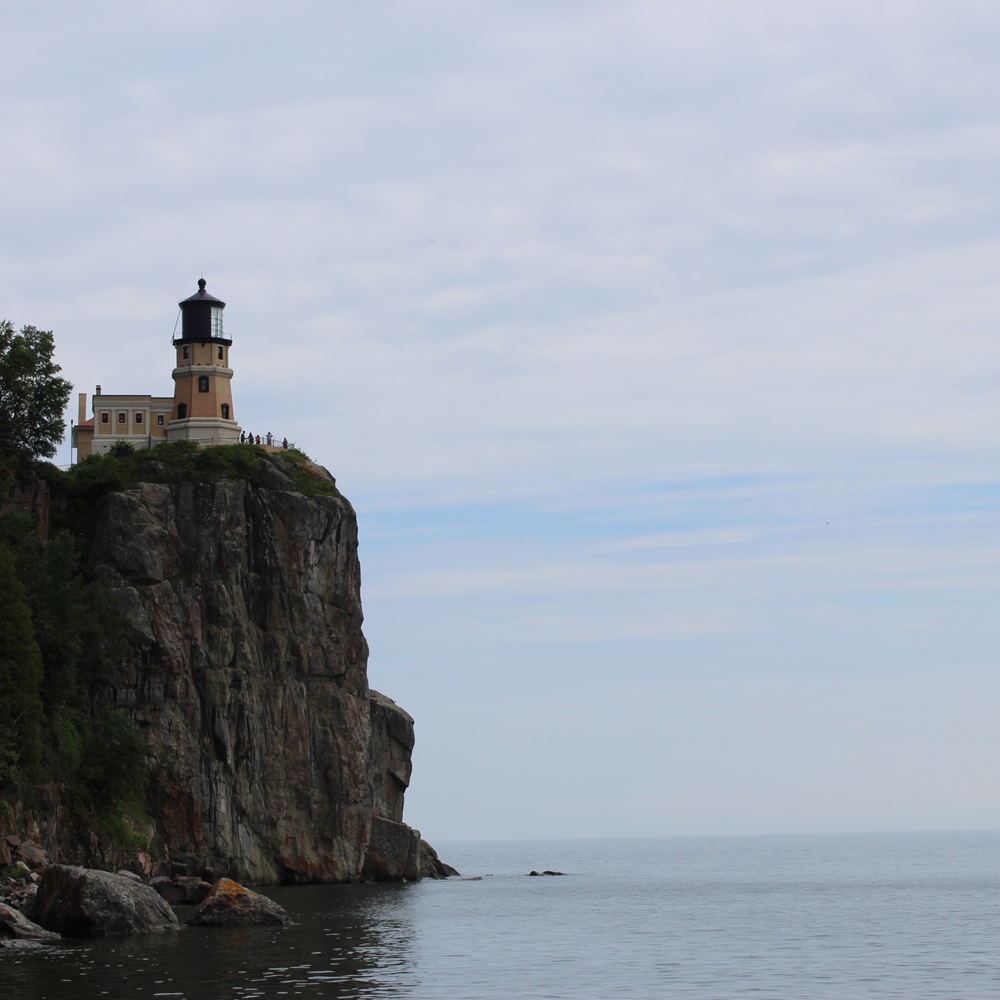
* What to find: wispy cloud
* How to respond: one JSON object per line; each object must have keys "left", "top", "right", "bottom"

{"left": 4, "top": 0, "right": 1000, "bottom": 837}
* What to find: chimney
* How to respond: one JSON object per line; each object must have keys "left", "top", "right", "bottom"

{"left": 95, "top": 384, "right": 102, "bottom": 396}
{"left": 78, "top": 392, "right": 87, "bottom": 425}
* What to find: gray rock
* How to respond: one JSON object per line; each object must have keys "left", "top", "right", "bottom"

{"left": 0, "top": 938, "right": 45, "bottom": 950}
{"left": 15, "top": 841, "right": 47, "bottom": 867}
{"left": 29, "top": 865, "right": 178, "bottom": 937}
{"left": 369, "top": 692, "right": 414, "bottom": 824}
{"left": 150, "top": 876, "right": 184, "bottom": 906}
{"left": 0, "top": 902, "right": 60, "bottom": 942}
{"left": 418, "top": 839, "right": 460, "bottom": 879}
{"left": 255, "top": 456, "right": 296, "bottom": 492}
{"left": 187, "top": 878, "right": 287, "bottom": 926}
{"left": 363, "top": 817, "right": 421, "bottom": 881}
{"left": 175, "top": 876, "right": 212, "bottom": 905}
{"left": 89, "top": 481, "right": 378, "bottom": 884}
{"left": 17, "top": 882, "right": 38, "bottom": 914}
{"left": 13, "top": 473, "right": 446, "bottom": 885}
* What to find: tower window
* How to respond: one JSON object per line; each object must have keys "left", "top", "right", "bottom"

{"left": 183, "top": 346, "right": 189, "bottom": 360}
{"left": 211, "top": 306, "right": 224, "bottom": 338}
{"left": 221, "top": 404, "right": 230, "bottom": 419}
{"left": 135, "top": 412, "right": 143, "bottom": 424}
{"left": 157, "top": 415, "right": 164, "bottom": 426}
{"left": 178, "top": 403, "right": 187, "bottom": 419}
{"left": 101, "top": 412, "right": 109, "bottom": 424}
{"left": 118, "top": 412, "right": 126, "bottom": 424}
{"left": 218, "top": 345, "right": 223, "bottom": 360}
{"left": 198, "top": 376, "right": 209, "bottom": 392}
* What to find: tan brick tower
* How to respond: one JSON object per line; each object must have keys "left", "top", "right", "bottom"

{"left": 166, "top": 278, "right": 241, "bottom": 445}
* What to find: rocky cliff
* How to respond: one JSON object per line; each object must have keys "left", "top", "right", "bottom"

{"left": 68, "top": 455, "right": 443, "bottom": 884}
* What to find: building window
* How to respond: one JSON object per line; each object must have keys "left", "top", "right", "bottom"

{"left": 101, "top": 412, "right": 109, "bottom": 424}
{"left": 157, "top": 415, "right": 164, "bottom": 426}
{"left": 135, "top": 412, "right": 143, "bottom": 424}
{"left": 178, "top": 403, "right": 187, "bottom": 419}
{"left": 198, "top": 376, "right": 209, "bottom": 392}
{"left": 183, "top": 346, "right": 189, "bottom": 360}
{"left": 221, "top": 403, "right": 230, "bottom": 419}
{"left": 118, "top": 412, "right": 126, "bottom": 424}
{"left": 218, "top": 345, "right": 223, "bottom": 360}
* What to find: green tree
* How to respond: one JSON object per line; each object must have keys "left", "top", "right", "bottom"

{"left": 0, "top": 543, "right": 43, "bottom": 778}
{"left": 79, "top": 707, "right": 148, "bottom": 812}
{"left": 0, "top": 321, "right": 73, "bottom": 465}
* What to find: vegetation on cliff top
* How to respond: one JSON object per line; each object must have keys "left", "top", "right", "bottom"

{"left": 43, "top": 441, "right": 340, "bottom": 538}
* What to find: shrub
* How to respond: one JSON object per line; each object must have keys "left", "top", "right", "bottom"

{"left": 78, "top": 707, "right": 148, "bottom": 814}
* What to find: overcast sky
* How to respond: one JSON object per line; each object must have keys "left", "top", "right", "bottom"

{"left": 3, "top": 1, "right": 1000, "bottom": 841}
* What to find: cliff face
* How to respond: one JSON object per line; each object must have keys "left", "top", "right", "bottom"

{"left": 84, "top": 457, "right": 425, "bottom": 884}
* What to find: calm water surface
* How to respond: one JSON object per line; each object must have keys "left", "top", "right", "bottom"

{"left": 3, "top": 832, "right": 1000, "bottom": 999}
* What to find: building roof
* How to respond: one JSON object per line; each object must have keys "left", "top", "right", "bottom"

{"left": 179, "top": 278, "right": 225, "bottom": 306}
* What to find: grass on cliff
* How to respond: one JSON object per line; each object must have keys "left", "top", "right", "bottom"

{"left": 44, "top": 441, "right": 340, "bottom": 515}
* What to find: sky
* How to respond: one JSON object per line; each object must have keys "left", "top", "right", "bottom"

{"left": 2, "top": 0, "right": 1000, "bottom": 841}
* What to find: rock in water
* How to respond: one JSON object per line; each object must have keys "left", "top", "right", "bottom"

{"left": 0, "top": 902, "right": 61, "bottom": 943}
{"left": 29, "top": 865, "right": 178, "bottom": 937}
{"left": 175, "top": 876, "right": 212, "bottom": 905}
{"left": 187, "top": 878, "right": 287, "bottom": 926}
{"left": 363, "top": 817, "right": 421, "bottom": 881}
{"left": 150, "top": 876, "right": 184, "bottom": 905}
{"left": 418, "top": 839, "right": 460, "bottom": 879}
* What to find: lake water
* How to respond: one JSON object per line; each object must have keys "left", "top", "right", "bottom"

{"left": 3, "top": 831, "right": 1000, "bottom": 998}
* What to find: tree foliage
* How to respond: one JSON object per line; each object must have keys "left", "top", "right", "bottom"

{"left": 0, "top": 507, "right": 137, "bottom": 798}
{"left": 0, "top": 321, "right": 73, "bottom": 465}
{"left": 0, "top": 543, "right": 44, "bottom": 775}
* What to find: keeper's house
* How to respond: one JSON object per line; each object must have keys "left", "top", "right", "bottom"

{"left": 73, "top": 279, "right": 241, "bottom": 459}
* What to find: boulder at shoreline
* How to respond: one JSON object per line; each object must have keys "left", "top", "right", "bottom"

{"left": 29, "top": 865, "right": 179, "bottom": 937}
{"left": 0, "top": 902, "right": 61, "bottom": 943}
{"left": 187, "top": 878, "right": 288, "bottom": 927}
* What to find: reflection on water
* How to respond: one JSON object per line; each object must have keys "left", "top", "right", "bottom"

{"left": 5, "top": 833, "right": 1000, "bottom": 999}
{"left": 2, "top": 882, "right": 418, "bottom": 999}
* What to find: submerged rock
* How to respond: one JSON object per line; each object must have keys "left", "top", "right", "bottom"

{"left": 187, "top": 878, "right": 287, "bottom": 927}
{"left": 29, "top": 865, "right": 178, "bottom": 937}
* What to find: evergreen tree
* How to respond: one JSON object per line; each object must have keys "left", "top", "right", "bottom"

{"left": 0, "top": 543, "right": 43, "bottom": 777}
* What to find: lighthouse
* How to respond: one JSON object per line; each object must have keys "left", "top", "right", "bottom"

{"left": 166, "top": 278, "right": 241, "bottom": 445}
{"left": 71, "top": 278, "right": 243, "bottom": 459}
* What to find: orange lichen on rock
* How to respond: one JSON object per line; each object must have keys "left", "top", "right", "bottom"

{"left": 187, "top": 878, "right": 287, "bottom": 927}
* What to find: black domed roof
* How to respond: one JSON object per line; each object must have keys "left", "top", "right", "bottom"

{"left": 179, "top": 277, "right": 226, "bottom": 308}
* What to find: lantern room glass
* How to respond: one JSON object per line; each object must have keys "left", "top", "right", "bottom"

{"left": 211, "top": 307, "right": 224, "bottom": 339}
